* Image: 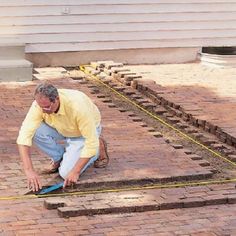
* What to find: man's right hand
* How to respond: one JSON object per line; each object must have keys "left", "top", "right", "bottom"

{"left": 25, "top": 170, "right": 42, "bottom": 192}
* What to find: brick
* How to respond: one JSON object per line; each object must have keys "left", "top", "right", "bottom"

{"left": 132, "top": 117, "right": 143, "bottom": 122}
{"left": 111, "top": 68, "right": 130, "bottom": 73}
{"left": 141, "top": 102, "right": 156, "bottom": 110}
{"left": 97, "top": 94, "right": 106, "bottom": 98}
{"left": 200, "top": 138, "right": 217, "bottom": 146}
{"left": 223, "top": 149, "right": 235, "bottom": 155}
{"left": 159, "top": 202, "right": 184, "bottom": 210}
{"left": 189, "top": 154, "right": 202, "bottom": 160}
{"left": 152, "top": 132, "right": 163, "bottom": 138}
{"left": 44, "top": 198, "right": 67, "bottom": 209}
{"left": 124, "top": 75, "right": 142, "bottom": 82}
{"left": 118, "top": 108, "right": 128, "bottom": 112}
{"left": 58, "top": 206, "right": 83, "bottom": 218}
{"left": 183, "top": 149, "right": 192, "bottom": 155}
{"left": 204, "top": 167, "right": 218, "bottom": 174}
{"left": 113, "top": 86, "right": 126, "bottom": 92}
{"left": 168, "top": 117, "right": 181, "bottom": 124}
{"left": 130, "top": 94, "right": 143, "bottom": 99}
{"left": 171, "top": 144, "right": 183, "bottom": 149}
{"left": 105, "top": 62, "right": 123, "bottom": 69}
{"left": 196, "top": 160, "right": 211, "bottom": 167}
{"left": 135, "top": 98, "right": 150, "bottom": 105}
{"left": 182, "top": 198, "right": 205, "bottom": 208}
{"left": 176, "top": 122, "right": 189, "bottom": 129}
{"left": 154, "top": 107, "right": 167, "bottom": 115}
{"left": 211, "top": 143, "right": 225, "bottom": 149}
{"left": 91, "top": 60, "right": 113, "bottom": 68}
{"left": 108, "top": 103, "right": 116, "bottom": 108}
{"left": 204, "top": 196, "right": 228, "bottom": 205}
{"left": 184, "top": 128, "right": 198, "bottom": 134}
{"left": 228, "top": 155, "right": 236, "bottom": 162}
{"left": 192, "top": 132, "right": 204, "bottom": 138}
{"left": 123, "top": 89, "right": 136, "bottom": 95}
{"left": 117, "top": 71, "right": 136, "bottom": 78}
{"left": 101, "top": 99, "right": 112, "bottom": 103}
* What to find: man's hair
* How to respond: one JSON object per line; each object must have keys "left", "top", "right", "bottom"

{"left": 34, "top": 83, "right": 59, "bottom": 102}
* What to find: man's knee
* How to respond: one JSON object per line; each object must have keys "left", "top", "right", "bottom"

{"left": 33, "top": 123, "right": 49, "bottom": 141}
{"left": 58, "top": 165, "right": 69, "bottom": 179}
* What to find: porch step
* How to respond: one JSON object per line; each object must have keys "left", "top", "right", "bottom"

{"left": 0, "top": 43, "right": 26, "bottom": 60}
{"left": 0, "top": 59, "right": 33, "bottom": 82}
{"left": 0, "top": 43, "right": 33, "bottom": 81}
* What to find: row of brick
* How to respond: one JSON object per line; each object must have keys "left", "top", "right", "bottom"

{"left": 89, "top": 61, "right": 236, "bottom": 163}
{"left": 44, "top": 182, "right": 236, "bottom": 218}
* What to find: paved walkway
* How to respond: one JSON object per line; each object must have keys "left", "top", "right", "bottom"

{"left": 0, "top": 67, "right": 236, "bottom": 235}
{"left": 128, "top": 63, "right": 236, "bottom": 145}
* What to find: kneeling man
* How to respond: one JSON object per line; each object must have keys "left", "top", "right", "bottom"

{"left": 17, "top": 83, "right": 108, "bottom": 192}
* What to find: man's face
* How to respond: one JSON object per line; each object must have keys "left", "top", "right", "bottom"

{"left": 35, "top": 95, "right": 59, "bottom": 114}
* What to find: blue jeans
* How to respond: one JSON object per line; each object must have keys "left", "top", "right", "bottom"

{"left": 33, "top": 122, "right": 101, "bottom": 179}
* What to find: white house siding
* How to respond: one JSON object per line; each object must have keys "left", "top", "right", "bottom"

{"left": 0, "top": 0, "right": 236, "bottom": 53}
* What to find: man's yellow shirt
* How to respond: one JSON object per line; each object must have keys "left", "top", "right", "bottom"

{"left": 17, "top": 89, "right": 101, "bottom": 158}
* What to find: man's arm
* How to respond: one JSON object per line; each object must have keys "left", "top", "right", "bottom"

{"left": 18, "top": 145, "right": 42, "bottom": 192}
{"left": 17, "top": 101, "right": 43, "bottom": 191}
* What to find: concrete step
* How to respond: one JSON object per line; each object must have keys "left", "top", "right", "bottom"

{"left": 0, "top": 59, "right": 33, "bottom": 82}
{"left": 0, "top": 43, "right": 25, "bottom": 60}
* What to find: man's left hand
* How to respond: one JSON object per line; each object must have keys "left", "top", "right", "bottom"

{"left": 63, "top": 170, "right": 79, "bottom": 188}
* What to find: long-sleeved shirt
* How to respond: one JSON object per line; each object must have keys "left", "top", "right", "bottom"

{"left": 17, "top": 89, "right": 101, "bottom": 158}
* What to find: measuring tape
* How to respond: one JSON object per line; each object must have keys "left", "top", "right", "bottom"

{"left": 0, "top": 178, "right": 235, "bottom": 201}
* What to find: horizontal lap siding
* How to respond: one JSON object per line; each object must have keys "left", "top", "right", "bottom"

{"left": 0, "top": 1, "right": 235, "bottom": 53}
{"left": 0, "top": 0, "right": 236, "bottom": 5}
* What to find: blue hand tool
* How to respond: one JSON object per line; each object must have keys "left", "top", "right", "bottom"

{"left": 37, "top": 181, "right": 64, "bottom": 195}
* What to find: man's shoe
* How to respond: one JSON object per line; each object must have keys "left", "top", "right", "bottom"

{"left": 94, "top": 137, "right": 109, "bottom": 168}
{"left": 41, "top": 160, "right": 61, "bottom": 174}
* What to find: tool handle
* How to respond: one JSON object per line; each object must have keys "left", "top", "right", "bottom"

{"left": 38, "top": 181, "right": 64, "bottom": 195}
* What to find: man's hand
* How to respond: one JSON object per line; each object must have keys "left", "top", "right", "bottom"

{"left": 18, "top": 145, "right": 42, "bottom": 192}
{"left": 63, "top": 170, "right": 79, "bottom": 188}
{"left": 25, "top": 170, "right": 42, "bottom": 192}
{"left": 63, "top": 158, "right": 90, "bottom": 188}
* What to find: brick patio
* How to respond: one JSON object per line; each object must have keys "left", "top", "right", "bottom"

{"left": 0, "top": 67, "right": 236, "bottom": 235}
